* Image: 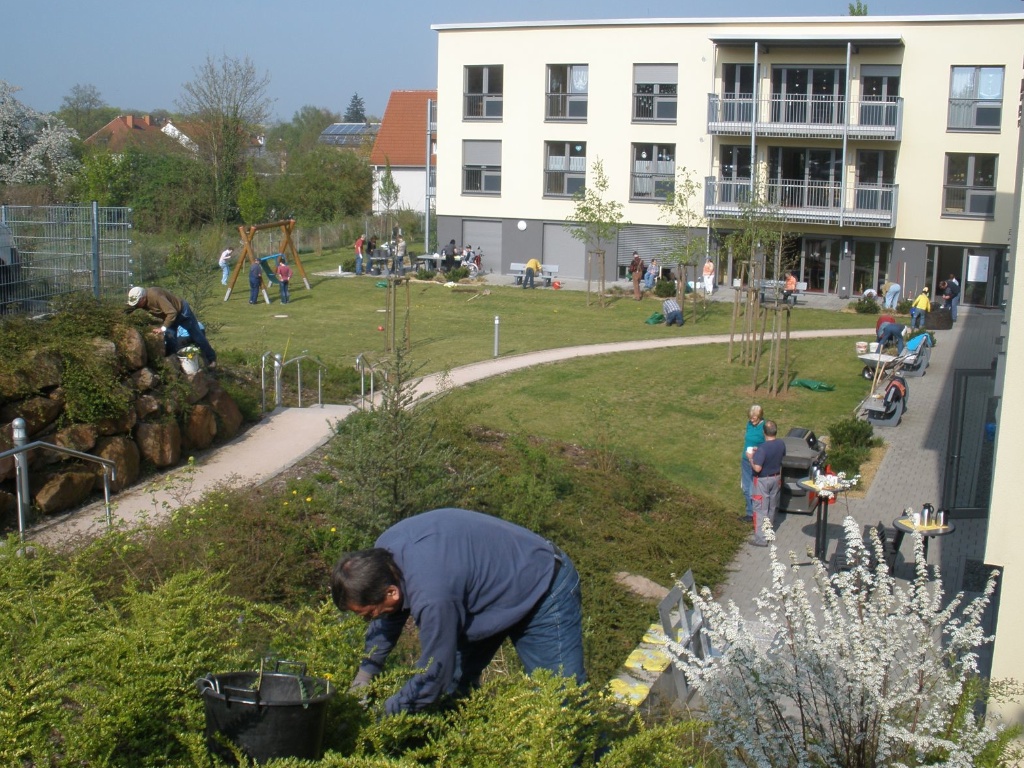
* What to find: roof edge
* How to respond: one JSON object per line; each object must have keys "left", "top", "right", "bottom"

{"left": 431, "top": 13, "right": 1024, "bottom": 32}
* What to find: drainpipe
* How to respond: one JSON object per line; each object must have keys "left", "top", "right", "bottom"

{"left": 841, "top": 42, "right": 852, "bottom": 229}
{"left": 751, "top": 42, "right": 759, "bottom": 200}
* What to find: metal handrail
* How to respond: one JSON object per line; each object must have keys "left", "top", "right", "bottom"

{"left": 355, "top": 354, "right": 379, "bottom": 410}
{"left": 260, "top": 350, "right": 327, "bottom": 412}
{"left": 0, "top": 418, "right": 117, "bottom": 541}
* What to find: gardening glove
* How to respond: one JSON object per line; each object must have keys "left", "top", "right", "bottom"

{"left": 348, "top": 668, "right": 374, "bottom": 705}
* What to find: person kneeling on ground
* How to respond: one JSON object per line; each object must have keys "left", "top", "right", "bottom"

{"left": 663, "top": 296, "right": 684, "bottom": 326}
{"left": 334, "top": 508, "right": 586, "bottom": 715}
{"left": 126, "top": 286, "right": 217, "bottom": 368}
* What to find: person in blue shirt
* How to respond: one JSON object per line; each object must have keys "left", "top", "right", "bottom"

{"left": 750, "top": 420, "right": 787, "bottom": 547}
{"left": 332, "top": 508, "right": 586, "bottom": 715}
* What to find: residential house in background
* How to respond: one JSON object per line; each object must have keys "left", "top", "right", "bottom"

{"left": 318, "top": 122, "right": 379, "bottom": 150}
{"left": 369, "top": 90, "right": 437, "bottom": 215}
{"left": 84, "top": 114, "right": 196, "bottom": 153}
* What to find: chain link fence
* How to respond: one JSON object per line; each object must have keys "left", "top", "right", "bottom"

{"left": 0, "top": 203, "right": 134, "bottom": 317}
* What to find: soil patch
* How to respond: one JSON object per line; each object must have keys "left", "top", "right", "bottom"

{"left": 845, "top": 443, "right": 888, "bottom": 499}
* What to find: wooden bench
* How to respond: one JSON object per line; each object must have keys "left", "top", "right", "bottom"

{"left": 757, "top": 279, "right": 805, "bottom": 306}
{"left": 510, "top": 263, "right": 558, "bottom": 287}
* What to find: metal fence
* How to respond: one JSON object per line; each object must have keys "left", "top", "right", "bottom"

{"left": 0, "top": 203, "right": 134, "bottom": 317}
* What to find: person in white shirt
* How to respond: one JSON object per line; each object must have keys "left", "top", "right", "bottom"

{"left": 218, "top": 247, "right": 234, "bottom": 285}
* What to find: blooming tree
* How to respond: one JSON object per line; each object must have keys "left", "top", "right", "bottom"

{"left": 670, "top": 516, "right": 1005, "bottom": 767}
{"left": 0, "top": 81, "right": 79, "bottom": 189}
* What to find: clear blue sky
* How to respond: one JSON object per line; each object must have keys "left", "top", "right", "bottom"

{"left": 6, "top": 0, "right": 1023, "bottom": 124}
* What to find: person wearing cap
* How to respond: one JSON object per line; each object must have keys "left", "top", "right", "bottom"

{"left": 909, "top": 286, "right": 931, "bottom": 329}
{"left": 126, "top": 286, "right": 216, "bottom": 368}
{"left": 877, "top": 321, "right": 907, "bottom": 355}
{"left": 332, "top": 508, "right": 585, "bottom": 715}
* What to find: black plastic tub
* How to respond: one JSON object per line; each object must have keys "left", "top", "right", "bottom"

{"left": 196, "top": 665, "right": 335, "bottom": 765}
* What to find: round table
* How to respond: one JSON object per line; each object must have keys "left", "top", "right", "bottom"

{"left": 891, "top": 516, "right": 956, "bottom": 562}
{"left": 797, "top": 478, "right": 837, "bottom": 562}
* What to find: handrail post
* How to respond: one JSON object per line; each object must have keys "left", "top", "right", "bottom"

{"left": 12, "top": 418, "right": 29, "bottom": 541}
{"left": 274, "top": 354, "right": 283, "bottom": 409}
{"left": 297, "top": 360, "right": 303, "bottom": 408}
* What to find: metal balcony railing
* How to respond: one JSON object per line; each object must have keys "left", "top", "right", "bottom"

{"left": 464, "top": 93, "right": 503, "bottom": 119}
{"left": 707, "top": 93, "right": 903, "bottom": 140}
{"left": 704, "top": 177, "right": 898, "bottom": 227}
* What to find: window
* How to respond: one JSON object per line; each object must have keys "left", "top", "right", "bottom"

{"left": 719, "top": 145, "right": 752, "bottom": 203}
{"left": 463, "top": 140, "right": 502, "bottom": 194}
{"left": 771, "top": 66, "right": 846, "bottom": 125}
{"left": 860, "top": 65, "right": 901, "bottom": 127}
{"left": 544, "top": 141, "right": 586, "bottom": 196}
{"left": 721, "top": 64, "right": 755, "bottom": 122}
{"left": 465, "top": 65, "right": 503, "bottom": 119}
{"left": 547, "top": 64, "right": 588, "bottom": 120}
{"left": 633, "top": 65, "right": 678, "bottom": 122}
{"left": 631, "top": 143, "right": 675, "bottom": 200}
{"left": 856, "top": 150, "right": 896, "bottom": 211}
{"left": 943, "top": 153, "right": 996, "bottom": 217}
{"left": 948, "top": 66, "right": 1003, "bottom": 130}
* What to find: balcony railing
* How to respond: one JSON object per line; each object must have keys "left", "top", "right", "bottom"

{"left": 947, "top": 98, "right": 1002, "bottom": 131}
{"left": 634, "top": 94, "right": 678, "bottom": 122}
{"left": 942, "top": 185, "right": 996, "bottom": 218}
{"left": 464, "top": 93, "right": 503, "bottom": 119}
{"left": 704, "top": 177, "right": 898, "bottom": 227}
{"left": 707, "top": 93, "right": 903, "bottom": 140}
{"left": 546, "top": 93, "right": 588, "bottom": 120}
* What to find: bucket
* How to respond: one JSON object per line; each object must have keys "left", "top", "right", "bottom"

{"left": 196, "top": 663, "right": 335, "bottom": 765}
{"left": 178, "top": 348, "right": 201, "bottom": 375}
{"left": 868, "top": 342, "right": 879, "bottom": 353}
{"left": 855, "top": 341, "right": 868, "bottom": 354}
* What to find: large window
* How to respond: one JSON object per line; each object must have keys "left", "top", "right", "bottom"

{"left": 544, "top": 141, "right": 586, "bottom": 197}
{"left": 464, "top": 65, "right": 503, "bottom": 119}
{"left": 943, "top": 153, "right": 996, "bottom": 218}
{"left": 463, "top": 140, "right": 502, "bottom": 194}
{"left": 547, "top": 64, "right": 588, "bottom": 120}
{"left": 721, "top": 63, "right": 755, "bottom": 122}
{"left": 631, "top": 143, "right": 675, "bottom": 200}
{"left": 771, "top": 66, "right": 846, "bottom": 125}
{"left": 633, "top": 65, "right": 678, "bottom": 122}
{"left": 719, "top": 145, "right": 752, "bottom": 203}
{"left": 948, "top": 66, "right": 1003, "bottom": 131}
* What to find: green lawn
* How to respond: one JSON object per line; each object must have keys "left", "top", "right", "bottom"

{"left": 202, "top": 246, "right": 874, "bottom": 380}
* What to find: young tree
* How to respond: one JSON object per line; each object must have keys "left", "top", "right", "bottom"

{"left": 670, "top": 516, "right": 1009, "bottom": 768}
{"left": 237, "top": 166, "right": 266, "bottom": 225}
{"left": 378, "top": 160, "right": 400, "bottom": 245}
{"left": 566, "top": 157, "right": 629, "bottom": 307}
{"left": 659, "top": 167, "right": 706, "bottom": 319}
{"left": 0, "top": 80, "right": 79, "bottom": 196}
{"left": 849, "top": 1, "right": 869, "bottom": 15}
{"left": 176, "top": 55, "right": 271, "bottom": 223}
{"left": 344, "top": 93, "right": 367, "bottom": 123}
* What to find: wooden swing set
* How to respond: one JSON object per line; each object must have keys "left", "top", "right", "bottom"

{"left": 224, "top": 219, "right": 311, "bottom": 303}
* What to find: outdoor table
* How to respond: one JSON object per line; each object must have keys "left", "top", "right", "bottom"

{"left": 891, "top": 516, "right": 956, "bottom": 561}
{"left": 797, "top": 478, "right": 835, "bottom": 561}
{"left": 416, "top": 255, "right": 443, "bottom": 272}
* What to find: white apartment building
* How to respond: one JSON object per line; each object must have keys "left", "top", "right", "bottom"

{"left": 433, "top": 14, "right": 1022, "bottom": 305}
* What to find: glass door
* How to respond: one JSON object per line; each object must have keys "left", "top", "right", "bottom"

{"left": 861, "top": 68, "right": 900, "bottom": 126}
{"left": 943, "top": 369, "right": 997, "bottom": 519}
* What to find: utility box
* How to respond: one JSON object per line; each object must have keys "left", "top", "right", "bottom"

{"left": 779, "top": 428, "right": 827, "bottom": 514}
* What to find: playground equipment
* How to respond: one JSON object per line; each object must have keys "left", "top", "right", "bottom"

{"left": 225, "top": 219, "right": 310, "bottom": 303}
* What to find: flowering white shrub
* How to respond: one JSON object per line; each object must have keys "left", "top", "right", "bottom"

{"left": 669, "top": 516, "right": 1004, "bottom": 767}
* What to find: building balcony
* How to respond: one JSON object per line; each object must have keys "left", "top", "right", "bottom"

{"left": 707, "top": 94, "right": 902, "bottom": 140}
{"left": 704, "top": 177, "right": 898, "bottom": 227}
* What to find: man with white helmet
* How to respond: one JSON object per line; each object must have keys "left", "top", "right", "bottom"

{"left": 126, "top": 286, "right": 217, "bottom": 369}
